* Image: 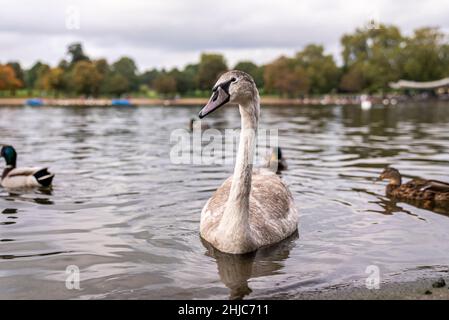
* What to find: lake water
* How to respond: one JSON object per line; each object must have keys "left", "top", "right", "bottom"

{"left": 1, "top": 102, "right": 449, "bottom": 299}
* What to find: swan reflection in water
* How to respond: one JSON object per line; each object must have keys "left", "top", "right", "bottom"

{"left": 201, "top": 231, "right": 299, "bottom": 300}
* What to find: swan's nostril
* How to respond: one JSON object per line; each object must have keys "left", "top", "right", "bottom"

{"left": 212, "top": 91, "right": 219, "bottom": 102}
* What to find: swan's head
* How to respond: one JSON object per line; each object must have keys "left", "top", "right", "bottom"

{"left": 199, "top": 70, "right": 258, "bottom": 119}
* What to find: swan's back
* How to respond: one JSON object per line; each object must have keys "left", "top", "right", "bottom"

{"left": 200, "top": 169, "right": 298, "bottom": 251}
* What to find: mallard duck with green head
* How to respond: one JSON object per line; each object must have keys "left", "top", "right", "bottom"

{"left": 378, "top": 167, "right": 449, "bottom": 203}
{"left": 1, "top": 145, "right": 55, "bottom": 188}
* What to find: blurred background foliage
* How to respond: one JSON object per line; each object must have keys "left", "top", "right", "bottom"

{"left": 0, "top": 23, "right": 448, "bottom": 98}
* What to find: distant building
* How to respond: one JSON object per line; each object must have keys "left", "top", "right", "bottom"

{"left": 389, "top": 78, "right": 449, "bottom": 92}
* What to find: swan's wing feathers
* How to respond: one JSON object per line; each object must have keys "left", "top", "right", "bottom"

{"left": 200, "top": 177, "right": 231, "bottom": 236}
{"left": 248, "top": 173, "right": 298, "bottom": 243}
{"left": 205, "top": 177, "right": 232, "bottom": 214}
{"left": 250, "top": 174, "right": 292, "bottom": 219}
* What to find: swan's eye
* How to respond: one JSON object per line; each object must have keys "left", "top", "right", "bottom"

{"left": 231, "top": 77, "right": 237, "bottom": 82}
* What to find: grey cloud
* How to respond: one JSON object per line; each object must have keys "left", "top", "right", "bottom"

{"left": 0, "top": 0, "right": 448, "bottom": 70}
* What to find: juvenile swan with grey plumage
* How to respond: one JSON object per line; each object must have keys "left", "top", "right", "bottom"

{"left": 198, "top": 70, "right": 298, "bottom": 254}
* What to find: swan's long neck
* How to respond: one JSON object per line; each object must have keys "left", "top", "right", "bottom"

{"left": 219, "top": 96, "right": 260, "bottom": 238}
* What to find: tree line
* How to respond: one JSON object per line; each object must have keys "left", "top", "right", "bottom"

{"left": 1, "top": 23, "right": 448, "bottom": 98}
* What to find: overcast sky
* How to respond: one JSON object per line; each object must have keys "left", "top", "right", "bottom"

{"left": 1, "top": 0, "right": 448, "bottom": 71}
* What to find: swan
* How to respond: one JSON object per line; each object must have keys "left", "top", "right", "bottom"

{"left": 1, "top": 145, "right": 55, "bottom": 188}
{"left": 360, "top": 94, "right": 372, "bottom": 110}
{"left": 198, "top": 70, "right": 299, "bottom": 254}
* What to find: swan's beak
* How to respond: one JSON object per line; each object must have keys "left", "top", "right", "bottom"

{"left": 199, "top": 86, "right": 230, "bottom": 119}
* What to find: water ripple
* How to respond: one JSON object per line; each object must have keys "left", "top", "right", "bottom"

{"left": 1, "top": 103, "right": 449, "bottom": 299}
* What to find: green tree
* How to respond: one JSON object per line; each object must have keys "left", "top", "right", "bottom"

{"left": 34, "top": 64, "right": 51, "bottom": 91}
{"left": 181, "top": 64, "right": 199, "bottom": 93}
{"left": 58, "top": 59, "right": 70, "bottom": 70}
{"left": 94, "top": 59, "right": 110, "bottom": 94}
{"left": 234, "top": 61, "right": 264, "bottom": 88}
{"left": 264, "top": 56, "right": 309, "bottom": 97}
{"left": 401, "top": 27, "right": 448, "bottom": 81}
{"left": 196, "top": 53, "right": 228, "bottom": 90}
{"left": 340, "top": 24, "right": 404, "bottom": 92}
{"left": 339, "top": 63, "right": 365, "bottom": 92}
{"left": 94, "top": 59, "right": 110, "bottom": 76}
{"left": 25, "top": 61, "right": 48, "bottom": 92}
{"left": 103, "top": 73, "right": 129, "bottom": 96}
{"left": 154, "top": 73, "right": 177, "bottom": 97}
{"left": 140, "top": 68, "right": 161, "bottom": 89}
{"left": 295, "top": 45, "right": 340, "bottom": 94}
{"left": 444, "top": 44, "right": 449, "bottom": 77}
{"left": 169, "top": 66, "right": 198, "bottom": 95}
{"left": 112, "top": 57, "right": 138, "bottom": 91}
{"left": 69, "top": 60, "right": 102, "bottom": 96}
{"left": 67, "top": 43, "right": 89, "bottom": 66}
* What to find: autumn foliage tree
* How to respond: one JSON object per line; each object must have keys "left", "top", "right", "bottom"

{"left": 35, "top": 67, "right": 66, "bottom": 96}
{"left": 264, "top": 56, "right": 309, "bottom": 97}
{"left": 339, "top": 64, "right": 365, "bottom": 92}
{"left": 7, "top": 62, "right": 24, "bottom": 86}
{"left": 69, "top": 61, "right": 102, "bottom": 96}
{"left": 0, "top": 64, "right": 22, "bottom": 94}
{"left": 2, "top": 25, "right": 449, "bottom": 98}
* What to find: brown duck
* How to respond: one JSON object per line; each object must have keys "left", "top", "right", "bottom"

{"left": 379, "top": 167, "right": 449, "bottom": 203}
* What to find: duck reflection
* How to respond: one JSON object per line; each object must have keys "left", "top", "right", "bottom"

{"left": 352, "top": 185, "right": 447, "bottom": 219}
{"left": 369, "top": 196, "right": 421, "bottom": 218}
{"left": 3, "top": 187, "right": 54, "bottom": 205}
{"left": 357, "top": 186, "right": 449, "bottom": 218}
{"left": 384, "top": 197, "right": 449, "bottom": 218}
{"left": 201, "top": 231, "right": 298, "bottom": 300}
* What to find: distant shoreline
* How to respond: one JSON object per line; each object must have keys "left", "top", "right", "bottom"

{"left": 1, "top": 96, "right": 447, "bottom": 107}
{"left": 0, "top": 97, "right": 365, "bottom": 107}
